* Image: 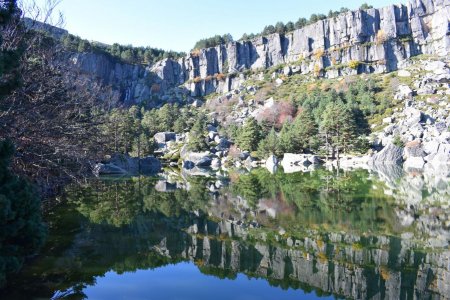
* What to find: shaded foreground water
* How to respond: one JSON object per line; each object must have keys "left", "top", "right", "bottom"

{"left": 2, "top": 167, "right": 449, "bottom": 299}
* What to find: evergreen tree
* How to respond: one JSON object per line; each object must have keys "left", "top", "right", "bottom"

{"left": 278, "top": 123, "right": 295, "bottom": 153}
{"left": 120, "top": 49, "right": 134, "bottom": 63}
{"left": 285, "top": 21, "right": 295, "bottom": 32}
{"left": 0, "top": 0, "right": 20, "bottom": 98}
{"left": 237, "top": 117, "right": 262, "bottom": 152}
{"left": 320, "top": 102, "right": 356, "bottom": 160}
{"left": 275, "top": 22, "right": 286, "bottom": 34}
{"left": 292, "top": 109, "right": 319, "bottom": 153}
{"left": 360, "top": 3, "right": 373, "bottom": 10}
{"left": 77, "top": 40, "right": 89, "bottom": 52}
{"left": 157, "top": 104, "right": 176, "bottom": 131}
{"left": 295, "top": 18, "right": 308, "bottom": 29}
{"left": 131, "top": 132, "right": 156, "bottom": 158}
{"left": 257, "top": 128, "right": 279, "bottom": 158}
{"left": 188, "top": 113, "right": 208, "bottom": 151}
{"left": 0, "top": 140, "right": 46, "bottom": 287}
{"left": 262, "top": 25, "right": 276, "bottom": 35}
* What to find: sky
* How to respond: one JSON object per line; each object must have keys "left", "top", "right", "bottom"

{"left": 28, "top": 0, "right": 406, "bottom": 52}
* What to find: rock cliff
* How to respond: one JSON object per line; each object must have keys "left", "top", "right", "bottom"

{"left": 54, "top": 0, "right": 449, "bottom": 104}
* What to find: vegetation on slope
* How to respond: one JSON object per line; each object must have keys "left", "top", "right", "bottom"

{"left": 61, "top": 34, "right": 186, "bottom": 65}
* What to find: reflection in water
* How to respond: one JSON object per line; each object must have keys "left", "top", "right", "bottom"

{"left": 1, "top": 168, "right": 449, "bottom": 299}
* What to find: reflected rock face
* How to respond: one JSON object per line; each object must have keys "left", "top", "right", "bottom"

{"left": 2, "top": 168, "right": 450, "bottom": 299}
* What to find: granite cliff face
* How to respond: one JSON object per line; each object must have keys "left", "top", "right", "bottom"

{"left": 57, "top": 0, "right": 449, "bottom": 104}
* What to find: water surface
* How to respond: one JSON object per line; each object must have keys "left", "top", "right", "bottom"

{"left": 2, "top": 168, "right": 449, "bottom": 299}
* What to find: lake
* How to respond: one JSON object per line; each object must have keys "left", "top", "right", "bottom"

{"left": 2, "top": 167, "right": 449, "bottom": 299}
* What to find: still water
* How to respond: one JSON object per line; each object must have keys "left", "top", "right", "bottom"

{"left": 2, "top": 167, "right": 449, "bottom": 299}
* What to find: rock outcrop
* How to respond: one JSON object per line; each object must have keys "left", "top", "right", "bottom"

{"left": 151, "top": 0, "right": 450, "bottom": 97}
{"left": 94, "top": 153, "right": 161, "bottom": 176}
{"left": 48, "top": 0, "right": 449, "bottom": 104}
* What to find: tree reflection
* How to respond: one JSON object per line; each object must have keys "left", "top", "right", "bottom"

{"left": 2, "top": 169, "right": 449, "bottom": 299}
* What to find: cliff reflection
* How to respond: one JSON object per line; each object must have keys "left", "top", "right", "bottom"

{"left": 3, "top": 168, "right": 449, "bottom": 299}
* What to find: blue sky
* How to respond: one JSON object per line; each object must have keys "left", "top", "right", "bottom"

{"left": 31, "top": 0, "right": 406, "bottom": 52}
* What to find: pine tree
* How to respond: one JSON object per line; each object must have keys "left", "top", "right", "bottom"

{"left": 237, "top": 117, "right": 262, "bottom": 152}
{"left": 320, "top": 102, "right": 356, "bottom": 160}
{"left": 292, "top": 109, "right": 319, "bottom": 153}
{"left": 278, "top": 123, "right": 295, "bottom": 153}
{"left": 188, "top": 113, "right": 208, "bottom": 151}
{"left": 257, "top": 127, "right": 279, "bottom": 158}
{"left": 157, "top": 104, "right": 176, "bottom": 131}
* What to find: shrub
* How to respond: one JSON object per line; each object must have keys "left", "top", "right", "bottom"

{"left": 314, "top": 64, "right": 322, "bottom": 77}
{"left": 376, "top": 30, "right": 387, "bottom": 45}
{"left": 256, "top": 101, "right": 295, "bottom": 129}
{"left": 151, "top": 83, "right": 161, "bottom": 93}
{"left": 393, "top": 135, "right": 404, "bottom": 148}
{"left": 348, "top": 60, "right": 361, "bottom": 69}
{"left": 215, "top": 73, "right": 227, "bottom": 81}
{"left": 314, "top": 48, "right": 325, "bottom": 60}
{"left": 191, "top": 49, "right": 201, "bottom": 57}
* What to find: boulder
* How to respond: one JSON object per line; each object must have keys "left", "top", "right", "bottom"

{"left": 239, "top": 152, "right": 250, "bottom": 160}
{"left": 243, "top": 156, "right": 254, "bottom": 168}
{"left": 211, "top": 158, "right": 221, "bottom": 169}
{"left": 423, "top": 140, "right": 441, "bottom": 155}
{"left": 208, "top": 131, "right": 218, "bottom": 141}
{"left": 154, "top": 132, "right": 176, "bottom": 144}
{"left": 207, "top": 124, "right": 218, "bottom": 132}
{"left": 139, "top": 156, "right": 163, "bottom": 174}
{"left": 182, "top": 152, "right": 212, "bottom": 169}
{"left": 191, "top": 99, "right": 204, "bottom": 107}
{"left": 417, "top": 85, "right": 436, "bottom": 95}
{"left": 291, "top": 65, "right": 301, "bottom": 74}
{"left": 155, "top": 181, "right": 177, "bottom": 192}
{"left": 195, "top": 156, "right": 212, "bottom": 167}
{"left": 409, "top": 123, "right": 424, "bottom": 138}
{"left": 404, "top": 108, "right": 422, "bottom": 126}
{"left": 404, "top": 157, "right": 425, "bottom": 170}
{"left": 397, "top": 70, "right": 411, "bottom": 77}
{"left": 94, "top": 154, "right": 161, "bottom": 176}
{"left": 383, "top": 117, "right": 393, "bottom": 124}
{"left": 396, "top": 85, "right": 413, "bottom": 99}
{"left": 283, "top": 66, "right": 292, "bottom": 76}
{"left": 109, "top": 154, "right": 161, "bottom": 174}
{"left": 93, "top": 163, "right": 127, "bottom": 176}
{"left": 369, "top": 143, "right": 404, "bottom": 167}
{"left": 404, "top": 140, "right": 426, "bottom": 159}
{"left": 424, "top": 60, "right": 446, "bottom": 72}
{"left": 265, "top": 155, "right": 278, "bottom": 174}
{"left": 281, "top": 153, "right": 319, "bottom": 167}
{"left": 308, "top": 155, "right": 321, "bottom": 165}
